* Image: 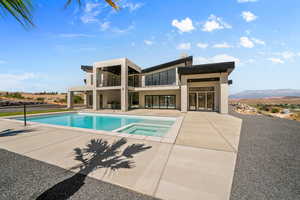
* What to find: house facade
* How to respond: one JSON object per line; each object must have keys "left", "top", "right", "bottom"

{"left": 67, "top": 56, "right": 234, "bottom": 114}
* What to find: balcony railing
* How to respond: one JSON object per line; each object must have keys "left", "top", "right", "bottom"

{"left": 97, "top": 77, "right": 121, "bottom": 87}
{"left": 128, "top": 75, "right": 141, "bottom": 87}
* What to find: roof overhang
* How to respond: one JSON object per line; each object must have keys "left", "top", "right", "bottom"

{"left": 142, "top": 56, "right": 193, "bottom": 73}
{"left": 178, "top": 62, "right": 235, "bottom": 75}
{"left": 81, "top": 65, "right": 93, "bottom": 72}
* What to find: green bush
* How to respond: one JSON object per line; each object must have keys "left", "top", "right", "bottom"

{"left": 73, "top": 95, "right": 83, "bottom": 104}
{"left": 37, "top": 97, "right": 45, "bottom": 102}
{"left": 5, "top": 92, "right": 24, "bottom": 99}
{"left": 271, "top": 108, "right": 280, "bottom": 113}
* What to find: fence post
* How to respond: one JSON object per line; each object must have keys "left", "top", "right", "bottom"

{"left": 24, "top": 104, "right": 27, "bottom": 126}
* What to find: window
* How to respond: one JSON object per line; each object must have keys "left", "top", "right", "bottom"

{"left": 167, "top": 69, "right": 176, "bottom": 85}
{"left": 90, "top": 74, "right": 93, "bottom": 85}
{"left": 145, "top": 75, "right": 153, "bottom": 86}
{"left": 153, "top": 73, "right": 159, "bottom": 85}
{"left": 189, "top": 87, "right": 215, "bottom": 92}
{"left": 145, "top": 96, "right": 152, "bottom": 108}
{"left": 145, "top": 68, "right": 177, "bottom": 86}
{"left": 144, "top": 95, "right": 176, "bottom": 109}
{"left": 153, "top": 96, "right": 160, "bottom": 109}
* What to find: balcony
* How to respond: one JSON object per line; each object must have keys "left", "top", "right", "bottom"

{"left": 128, "top": 75, "right": 141, "bottom": 87}
{"left": 97, "top": 77, "right": 121, "bottom": 87}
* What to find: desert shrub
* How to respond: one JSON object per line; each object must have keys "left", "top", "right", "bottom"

{"left": 55, "top": 98, "right": 66, "bottom": 103}
{"left": 5, "top": 92, "right": 24, "bottom": 99}
{"left": 73, "top": 95, "right": 83, "bottom": 104}
{"left": 37, "top": 97, "right": 45, "bottom": 102}
{"left": 271, "top": 108, "right": 280, "bottom": 113}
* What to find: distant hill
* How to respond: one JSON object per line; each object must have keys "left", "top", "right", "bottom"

{"left": 230, "top": 89, "right": 300, "bottom": 99}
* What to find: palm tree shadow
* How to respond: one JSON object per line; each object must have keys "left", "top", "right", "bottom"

{"left": 0, "top": 129, "right": 35, "bottom": 137}
{"left": 35, "top": 137, "right": 152, "bottom": 200}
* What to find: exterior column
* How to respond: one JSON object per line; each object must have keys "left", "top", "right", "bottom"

{"left": 121, "top": 59, "right": 128, "bottom": 112}
{"left": 219, "top": 74, "right": 229, "bottom": 114}
{"left": 141, "top": 75, "right": 145, "bottom": 87}
{"left": 176, "top": 67, "right": 180, "bottom": 86}
{"left": 83, "top": 93, "right": 88, "bottom": 108}
{"left": 181, "top": 76, "right": 188, "bottom": 112}
{"left": 67, "top": 91, "right": 73, "bottom": 109}
{"left": 93, "top": 90, "right": 99, "bottom": 110}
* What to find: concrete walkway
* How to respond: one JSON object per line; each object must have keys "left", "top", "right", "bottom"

{"left": 0, "top": 111, "right": 242, "bottom": 200}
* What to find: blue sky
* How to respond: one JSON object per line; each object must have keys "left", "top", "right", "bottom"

{"left": 0, "top": 0, "right": 300, "bottom": 94}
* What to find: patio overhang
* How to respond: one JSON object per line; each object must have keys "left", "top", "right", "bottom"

{"left": 178, "top": 62, "right": 235, "bottom": 75}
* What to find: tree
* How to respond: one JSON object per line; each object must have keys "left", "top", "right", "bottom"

{"left": 0, "top": 0, "right": 119, "bottom": 28}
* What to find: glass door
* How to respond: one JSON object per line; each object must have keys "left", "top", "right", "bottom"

{"left": 153, "top": 96, "right": 160, "bottom": 109}
{"left": 99, "top": 94, "right": 103, "bottom": 109}
{"left": 207, "top": 92, "right": 214, "bottom": 111}
{"left": 197, "top": 93, "right": 206, "bottom": 110}
{"left": 159, "top": 96, "right": 168, "bottom": 109}
{"left": 189, "top": 93, "right": 197, "bottom": 110}
{"left": 145, "top": 96, "right": 152, "bottom": 108}
{"left": 167, "top": 95, "right": 176, "bottom": 109}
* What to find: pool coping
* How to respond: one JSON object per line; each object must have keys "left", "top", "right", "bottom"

{"left": 2, "top": 111, "right": 184, "bottom": 144}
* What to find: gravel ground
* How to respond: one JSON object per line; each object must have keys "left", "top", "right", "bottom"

{"left": 0, "top": 149, "right": 158, "bottom": 200}
{"left": 230, "top": 110, "right": 300, "bottom": 200}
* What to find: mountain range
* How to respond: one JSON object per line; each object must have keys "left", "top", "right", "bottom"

{"left": 230, "top": 89, "right": 300, "bottom": 99}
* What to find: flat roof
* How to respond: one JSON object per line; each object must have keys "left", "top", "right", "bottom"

{"left": 178, "top": 62, "right": 235, "bottom": 75}
{"left": 141, "top": 56, "right": 193, "bottom": 73}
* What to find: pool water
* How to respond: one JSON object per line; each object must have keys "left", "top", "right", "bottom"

{"left": 117, "top": 124, "right": 170, "bottom": 137}
{"left": 16, "top": 113, "right": 175, "bottom": 137}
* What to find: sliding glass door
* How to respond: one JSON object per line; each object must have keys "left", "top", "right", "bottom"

{"left": 189, "top": 93, "right": 197, "bottom": 110}
{"left": 197, "top": 93, "right": 206, "bottom": 110}
{"left": 188, "top": 87, "right": 215, "bottom": 111}
{"left": 144, "top": 95, "right": 176, "bottom": 109}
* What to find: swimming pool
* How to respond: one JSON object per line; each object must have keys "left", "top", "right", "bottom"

{"left": 15, "top": 113, "right": 176, "bottom": 137}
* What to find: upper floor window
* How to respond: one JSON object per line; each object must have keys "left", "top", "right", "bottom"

{"left": 145, "top": 68, "right": 176, "bottom": 86}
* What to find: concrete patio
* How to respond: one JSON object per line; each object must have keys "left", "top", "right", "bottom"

{"left": 0, "top": 110, "right": 242, "bottom": 200}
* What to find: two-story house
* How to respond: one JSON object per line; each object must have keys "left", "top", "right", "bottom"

{"left": 67, "top": 56, "right": 234, "bottom": 114}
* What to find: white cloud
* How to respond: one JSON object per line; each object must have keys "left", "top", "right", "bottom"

{"left": 237, "top": 0, "right": 258, "bottom": 3}
{"left": 252, "top": 38, "right": 265, "bottom": 45}
{"left": 0, "top": 72, "right": 40, "bottom": 91}
{"left": 176, "top": 42, "right": 191, "bottom": 50}
{"left": 273, "top": 51, "right": 296, "bottom": 61}
{"left": 112, "top": 24, "right": 135, "bottom": 33}
{"left": 268, "top": 58, "right": 284, "bottom": 64}
{"left": 281, "top": 51, "right": 296, "bottom": 60}
{"left": 58, "top": 33, "right": 95, "bottom": 38}
{"left": 144, "top": 40, "right": 154, "bottom": 46}
{"left": 172, "top": 17, "right": 195, "bottom": 33}
{"left": 80, "top": 2, "right": 102, "bottom": 24}
{"left": 202, "top": 15, "right": 232, "bottom": 32}
{"left": 213, "top": 42, "right": 232, "bottom": 48}
{"left": 100, "top": 21, "right": 110, "bottom": 31}
{"left": 240, "top": 37, "right": 255, "bottom": 48}
{"left": 122, "top": 2, "right": 143, "bottom": 12}
{"left": 242, "top": 11, "right": 257, "bottom": 22}
{"left": 195, "top": 54, "right": 240, "bottom": 64}
{"left": 196, "top": 42, "right": 209, "bottom": 49}
{"left": 240, "top": 58, "right": 255, "bottom": 66}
